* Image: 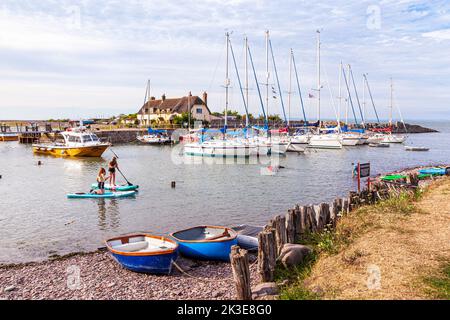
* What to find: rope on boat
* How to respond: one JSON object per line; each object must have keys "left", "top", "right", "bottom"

{"left": 171, "top": 258, "right": 258, "bottom": 283}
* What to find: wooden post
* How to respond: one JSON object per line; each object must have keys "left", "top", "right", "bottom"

{"left": 269, "top": 215, "right": 286, "bottom": 255}
{"left": 230, "top": 245, "right": 252, "bottom": 300}
{"left": 305, "top": 205, "right": 317, "bottom": 233}
{"left": 257, "top": 226, "right": 276, "bottom": 282}
{"left": 294, "top": 205, "right": 303, "bottom": 241}
{"left": 320, "top": 202, "right": 331, "bottom": 228}
{"left": 285, "top": 209, "right": 296, "bottom": 244}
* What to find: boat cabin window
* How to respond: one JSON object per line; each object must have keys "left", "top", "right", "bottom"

{"left": 68, "top": 136, "right": 81, "bottom": 143}
{"left": 90, "top": 135, "right": 99, "bottom": 141}
{"left": 82, "top": 135, "right": 93, "bottom": 142}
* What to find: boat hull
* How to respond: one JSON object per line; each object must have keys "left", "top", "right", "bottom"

{"left": 106, "top": 234, "right": 178, "bottom": 274}
{"left": 0, "top": 134, "right": 19, "bottom": 142}
{"left": 308, "top": 135, "right": 343, "bottom": 149}
{"left": 184, "top": 144, "right": 255, "bottom": 158}
{"left": 176, "top": 239, "right": 237, "bottom": 261}
{"left": 170, "top": 226, "right": 238, "bottom": 261}
{"left": 32, "top": 144, "right": 109, "bottom": 157}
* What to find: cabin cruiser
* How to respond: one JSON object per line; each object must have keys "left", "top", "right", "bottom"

{"left": 32, "top": 127, "right": 110, "bottom": 157}
{"left": 137, "top": 129, "right": 171, "bottom": 145}
{"left": 0, "top": 125, "right": 19, "bottom": 141}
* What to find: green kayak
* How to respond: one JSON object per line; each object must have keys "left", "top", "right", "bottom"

{"left": 381, "top": 174, "right": 407, "bottom": 181}
{"left": 90, "top": 183, "right": 139, "bottom": 191}
{"left": 67, "top": 191, "right": 136, "bottom": 199}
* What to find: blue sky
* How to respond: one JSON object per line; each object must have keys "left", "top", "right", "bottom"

{"left": 0, "top": 0, "right": 450, "bottom": 121}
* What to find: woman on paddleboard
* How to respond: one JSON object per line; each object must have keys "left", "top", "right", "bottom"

{"left": 92, "top": 167, "right": 109, "bottom": 194}
{"left": 108, "top": 156, "right": 119, "bottom": 187}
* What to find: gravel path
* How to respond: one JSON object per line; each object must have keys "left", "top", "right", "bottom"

{"left": 0, "top": 251, "right": 259, "bottom": 300}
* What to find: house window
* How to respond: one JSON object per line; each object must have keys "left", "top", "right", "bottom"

{"left": 196, "top": 108, "right": 202, "bottom": 114}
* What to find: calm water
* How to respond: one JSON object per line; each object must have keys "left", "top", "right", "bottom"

{"left": 0, "top": 120, "right": 449, "bottom": 263}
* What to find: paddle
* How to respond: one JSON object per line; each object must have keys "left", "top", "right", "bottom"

{"left": 109, "top": 149, "right": 134, "bottom": 186}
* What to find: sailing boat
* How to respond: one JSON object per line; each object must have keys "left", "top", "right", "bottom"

{"left": 244, "top": 31, "right": 290, "bottom": 155}
{"left": 287, "top": 49, "right": 311, "bottom": 150}
{"left": 137, "top": 80, "right": 171, "bottom": 144}
{"left": 382, "top": 78, "right": 406, "bottom": 143}
{"left": 183, "top": 33, "right": 256, "bottom": 158}
{"left": 308, "top": 31, "right": 343, "bottom": 149}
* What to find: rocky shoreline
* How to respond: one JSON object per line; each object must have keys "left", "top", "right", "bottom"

{"left": 0, "top": 250, "right": 259, "bottom": 300}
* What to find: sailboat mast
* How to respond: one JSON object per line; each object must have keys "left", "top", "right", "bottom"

{"left": 362, "top": 75, "right": 366, "bottom": 125}
{"left": 288, "top": 49, "right": 293, "bottom": 126}
{"left": 147, "top": 80, "right": 151, "bottom": 126}
{"left": 316, "top": 30, "right": 321, "bottom": 124}
{"left": 265, "top": 30, "right": 270, "bottom": 126}
{"left": 389, "top": 77, "right": 393, "bottom": 127}
{"left": 188, "top": 91, "right": 191, "bottom": 131}
{"left": 338, "top": 61, "right": 342, "bottom": 128}
{"left": 225, "top": 32, "right": 230, "bottom": 132}
{"left": 345, "top": 65, "right": 350, "bottom": 125}
{"left": 245, "top": 36, "right": 249, "bottom": 128}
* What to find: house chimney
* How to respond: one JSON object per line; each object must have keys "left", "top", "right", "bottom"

{"left": 202, "top": 91, "right": 207, "bottom": 105}
{"left": 162, "top": 94, "right": 166, "bottom": 101}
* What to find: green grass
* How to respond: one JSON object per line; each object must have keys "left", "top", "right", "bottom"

{"left": 424, "top": 263, "right": 450, "bottom": 299}
{"left": 277, "top": 189, "right": 425, "bottom": 300}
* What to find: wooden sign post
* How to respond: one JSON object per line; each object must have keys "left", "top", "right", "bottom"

{"left": 357, "top": 162, "right": 370, "bottom": 193}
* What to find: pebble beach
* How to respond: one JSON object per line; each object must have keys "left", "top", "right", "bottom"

{"left": 0, "top": 251, "right": 259, "bottom": 300}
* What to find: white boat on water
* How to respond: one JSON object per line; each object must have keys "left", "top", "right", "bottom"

{"left": 383, "top": 134, "right": 406, "bottom": 144}
{"left": 308, "top": 134, "right": 343, "bottom": 149}
{"left": 137, "top": 133, "right": 171, "bottom": 145}
{"left": 184, "top": 139, "right": 256, "bottom": 157}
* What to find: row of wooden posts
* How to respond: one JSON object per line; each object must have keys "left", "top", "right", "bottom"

{"left": 229, "top": 175, "right": 420, "bottom": 300}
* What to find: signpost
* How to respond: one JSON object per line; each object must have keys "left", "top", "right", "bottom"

{"left": 356, "top": 162, "right": 371, "bottom": 193}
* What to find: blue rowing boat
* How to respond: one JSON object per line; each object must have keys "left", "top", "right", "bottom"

{"left": 170, "top": 226, "right": 237, "bottom": 261}
{"left": 105, "top": 234, "right": 178, "bottom": 274}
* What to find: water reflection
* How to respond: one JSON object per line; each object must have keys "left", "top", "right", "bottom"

{"left": 97, "top": 199, "right": 120, "bottom": 231}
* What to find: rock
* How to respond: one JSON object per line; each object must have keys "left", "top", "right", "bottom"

{"left": 278, "top": 244, "right": 312, "bottom": 268}
{"left": 4, "top": 286, "right": 16, "bottom": 293}
{"left": 251, "top": 282, "right": 278, "bottom": 300}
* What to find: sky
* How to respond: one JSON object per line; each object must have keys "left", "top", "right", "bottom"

{"left": 0, "top": 0, "right": 450, "bottom": 121}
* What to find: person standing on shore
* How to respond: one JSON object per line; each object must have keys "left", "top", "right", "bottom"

{"left": 108, "top": 157, "right": 119, "bottom": 187}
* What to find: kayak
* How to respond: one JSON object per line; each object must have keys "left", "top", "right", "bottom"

{"left": 418, "top": 168, "right": 446, "bottom": 176}
{"left": 381, "top": 174, "right": 406, "bottom": 181}
{"left": 90, "top": 183, "right": 139, "bottom": 191}
{"left": 67, "top": 191, "right": 136, "bottom": 199}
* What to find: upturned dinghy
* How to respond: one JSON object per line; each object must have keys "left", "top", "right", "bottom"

{"left": 67, "top": 191, "right": 136, "bottom": 199}
{"left": 90, "top": 183, "right": 139, "bottom": 191}
{"left": 106, "top": 234, "right": 178, "bottom": 274}
{"left": 170, "top": 226, "right": 237, "bottom": 261}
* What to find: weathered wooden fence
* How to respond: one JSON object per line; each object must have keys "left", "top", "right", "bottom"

{"left": 230, "top": 172, "right": 423, "bottom": 300}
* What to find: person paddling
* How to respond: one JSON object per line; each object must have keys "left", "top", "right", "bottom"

{"left": 92, "top": 167, "right": 109, "bottom": 195}
{"left": 108, "top": 156, "right": 119, "bottom": 187}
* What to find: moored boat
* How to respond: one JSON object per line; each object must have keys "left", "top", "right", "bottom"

{"left": 105, "top": 234, "right": 178, "bottom": 274}
{"left": 418, "top": 168, "right": 446, "bottom": 176}
{"left": 0, "top": 133, "right": 19, "bottom": 142}
{"left": 32, "top": 127, "right": 110, "bottom": 157}
{"left": 308, "top": 134, "right": 343, "bottom": 149}
{"left": 405, "top": 146, "right": 429, "bottom": 152}
{"left": 369, "top": 142, "right": 390, "bottom": 148}
{"left": 170, "top": 226, "right": 237, "bottom": 261}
